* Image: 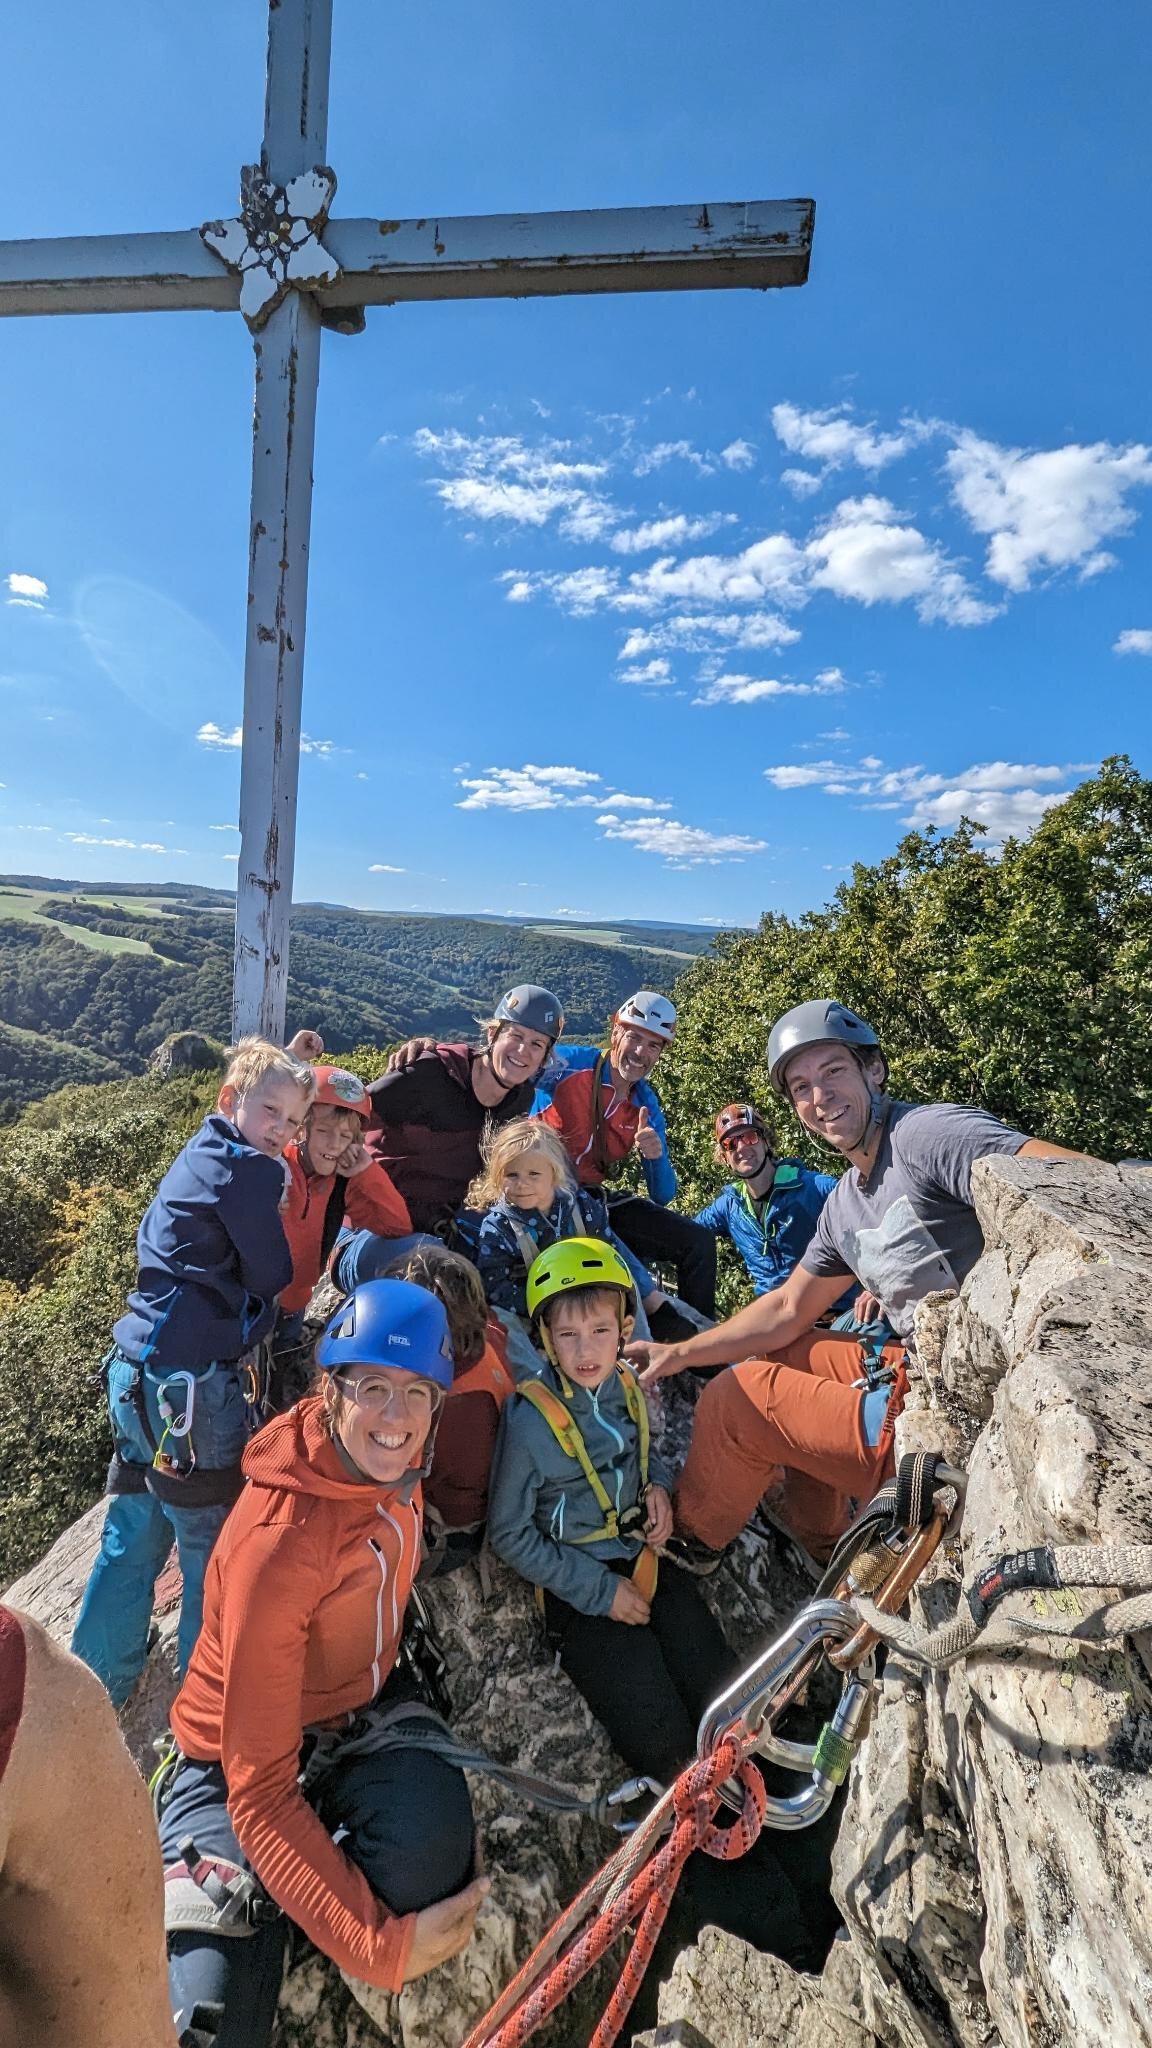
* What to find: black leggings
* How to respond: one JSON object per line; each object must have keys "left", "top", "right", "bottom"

{"left": 544, "top": 1561, "right": 840, "bottom": 1974}
{"left": 160, "top": 1737, "right": 474, "bottom": 2047}
{"left": 605, "top": 1192, "right": 717, "bottom": 1319}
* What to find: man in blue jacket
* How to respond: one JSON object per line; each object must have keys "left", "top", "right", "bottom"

{"left": 694, "top": 1103, "right": 842, "bottom": 1297}
{"left": 70, "top": 1035, "right": 314, "bottom": 1705}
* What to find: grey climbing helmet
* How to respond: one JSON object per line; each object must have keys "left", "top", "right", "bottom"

{"left": 494, "top": 984, "right": 566, "bottom": 1043}
{"left": 767, "top": 1000, "right": 881, "bottom": 1096}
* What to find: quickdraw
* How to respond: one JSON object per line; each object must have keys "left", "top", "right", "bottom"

{"left": 462, "top": 1450, "right": 960, "bottom": 2048}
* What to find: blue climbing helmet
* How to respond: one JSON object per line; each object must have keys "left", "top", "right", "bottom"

{"left": 315, "top": 1277, "right": 454, "bottom": 1391}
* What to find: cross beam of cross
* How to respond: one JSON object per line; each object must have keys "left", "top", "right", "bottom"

{"left": 1, "top": 0, "right": 814, "bottom": 1039}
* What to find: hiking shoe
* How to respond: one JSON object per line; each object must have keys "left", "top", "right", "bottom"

{"left": 663, "top": 1532, "right": 730, "bottom": 1577}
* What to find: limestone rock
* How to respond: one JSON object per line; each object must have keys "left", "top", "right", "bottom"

{"left": 832, "top": 1155, "right": 1152, "bottom": 2048}
{"left": 147, "top": 1031, "right": 227, "bottom": 1079}
{"left": 632, "top": 1926, "right": 874, "bottom": 2048}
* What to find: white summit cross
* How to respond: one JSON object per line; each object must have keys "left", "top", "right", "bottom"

{"left": 0, "top": 0, "right": 814, "bottom": 1038}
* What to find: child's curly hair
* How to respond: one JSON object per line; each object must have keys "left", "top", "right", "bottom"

{"left": 394, "top": 1243, "right": 487, "bottom": 1371}
{"left": 465, "top": 1117, "right": 576, "bottom": 1212}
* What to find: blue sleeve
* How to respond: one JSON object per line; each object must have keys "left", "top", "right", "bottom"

{"left": 812, "top": 1172, "right": 839, "bottom": 1200}
{"left": 692, "top": 1189, "right": 734, "bottom": 1236}
{"left": 476, "top": 1209, "right": 527, "bottom": 1314}
{"left": 487, "top": 1403, "right": 617, "bottom": 1617}
{"left": 214, "top": 1153, "right": 293, "bottom": 1301}
{"left": 637, "top": 1088, "right": 676, "bottom": 1206}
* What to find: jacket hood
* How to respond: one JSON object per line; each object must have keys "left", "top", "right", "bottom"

{"left": 240, "top": 1396, "right": 425, "bottom": 1504}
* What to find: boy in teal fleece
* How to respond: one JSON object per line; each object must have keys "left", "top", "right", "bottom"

{"left": 486, "top": 1238, "right": 840, "bottom": 1973}
{"left": 487, "top": 1238, "right": 734, "bottom": 1782}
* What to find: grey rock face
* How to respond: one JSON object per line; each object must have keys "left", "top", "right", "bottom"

{"left": 146, "top": 1030, "right": 227, "bottom": 1079}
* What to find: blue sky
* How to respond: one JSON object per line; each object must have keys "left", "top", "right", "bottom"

{"left": 2, "top": 1, "right": 1150, "bottom": 928}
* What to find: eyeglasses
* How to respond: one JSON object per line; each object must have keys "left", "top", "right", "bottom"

{"left": 721, "top": 1128, "right": 769, "bottom": 1151}
{"left": 331, "top": 1372, "right": 443, "bottom": 1418}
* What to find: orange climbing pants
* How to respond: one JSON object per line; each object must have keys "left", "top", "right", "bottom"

{"left": 674, "top": 1332, "right": 904, "bottom": 1560}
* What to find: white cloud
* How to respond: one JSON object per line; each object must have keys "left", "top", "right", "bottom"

{"left": 618, "top": 613, "right": 801, "bottom": 657}
{"left": 632, "top": 440, "right": 714, "bottom": 476}
{"left": 720, "top": 439, "right": 757, "bottom": 471}
{"left": 946, "top": 432, "right": 1152, "bottom": 590}
{"left": 457, "top": 763, "right": 603, "bottom": 811}
{"left": 517, "top": 497, "right": 990, "bottom": 629}
{"left": 596, "top": 813, "right": 767, "bottom": 866}
{"left": 781, "top": 468, "right": 823, "bottom": 498}
{"left": 805, "top": 495, "right": 997, "bottom": 624}
{"left": 5, "top": 572, "right": 49, "bottom": 608}
{"left": 627, "top": 533, "right": 808, "bottom": 609}
{"left": 610, "top": 513, "right": 736, "bottom": 555}
{"left": 599, "top": 791, "right": 672, "bottom": 811}
{"left": 369, "top": 862, "right": 406, "bottom": 872}
{"left": 299, "top": 732, "right": 337, "bottom": 756}
{"left": 64, "top": 832, "right": 187, "bottom": 853}
{"left": 208, "top": 822, "right": 238, "bottom": 832}
{"left": 618, "top": 658, "right": 674, "bottom": 686}
{"left": 772, "top": 403, "right": 930, "bottom": 474}
{"left": 763, "top": 755, "right": 1092, "bottom": 842}
{"left": 1114, "top": 628, "right": 1152, "bottom": 656}
{"left": 412, "top": 427, "right": 616, "bottom": 540}
{"left": 692, "top": 669, "right": 847, "bottom": 707}
{"left": 222, "top": 852, "right": 239, "bottom": 862}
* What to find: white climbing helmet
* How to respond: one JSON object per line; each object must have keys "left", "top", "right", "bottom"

{"left": 615, "top": 991, "right": 677, "bottom": 1043}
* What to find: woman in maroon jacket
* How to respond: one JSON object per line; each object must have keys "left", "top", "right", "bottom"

{"left": 336, "top": 985, "right": 564, "bottom": 1289}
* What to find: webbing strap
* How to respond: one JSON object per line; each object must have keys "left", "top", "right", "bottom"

{"left": 517, "top": 1367, "right": 650, "bottom": 1544}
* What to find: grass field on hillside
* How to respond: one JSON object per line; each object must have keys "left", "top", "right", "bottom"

{"left": 0, "top": 889, "right": 158, "bottom": 956}
{"left": 527, "top": 923, "right": 694, "bottom": 961}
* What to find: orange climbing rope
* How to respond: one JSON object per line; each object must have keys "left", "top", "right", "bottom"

{"left": 460, "top": 1734, "right": 766, "bottom": 2048}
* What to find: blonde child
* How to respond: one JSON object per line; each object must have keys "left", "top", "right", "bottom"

{"left": 71, "top": 1034, "right": 315, "bottom": 1705}
{"left": 468, "top": 1118, "right": 657, "bottom": 1377}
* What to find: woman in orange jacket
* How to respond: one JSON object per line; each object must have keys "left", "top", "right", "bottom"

{"left": 155, "top": 1279, "right": 487, "bottom": 2047}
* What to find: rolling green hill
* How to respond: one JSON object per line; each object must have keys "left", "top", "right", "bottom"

{"left": 0, "top": 878, "right": 726, "bottom": 1118}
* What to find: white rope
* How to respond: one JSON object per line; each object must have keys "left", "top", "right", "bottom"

{"left": 854, "top": 1544, "right": 1152, "bottom": 1670}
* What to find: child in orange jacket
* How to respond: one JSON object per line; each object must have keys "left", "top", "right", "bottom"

{"left": 272, "top": 1067, "right": 415, "bottom": 1406}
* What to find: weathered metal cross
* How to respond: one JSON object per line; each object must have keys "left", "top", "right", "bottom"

{"left": 0, "top": 0, "right": 814, "bottom": 1039}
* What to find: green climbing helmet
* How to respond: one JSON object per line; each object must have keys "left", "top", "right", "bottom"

{"left": 526, "top": 1236, "right": 637, "bottom": 1325}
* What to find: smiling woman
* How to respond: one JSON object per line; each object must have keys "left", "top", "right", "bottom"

{"left": 153, "top": 1278, "right": 487, "bottom": 2045}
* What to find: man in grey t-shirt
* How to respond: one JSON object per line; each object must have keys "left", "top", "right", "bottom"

{"left": 627, "top": 1000, "right": 1084, "bottom": 1567}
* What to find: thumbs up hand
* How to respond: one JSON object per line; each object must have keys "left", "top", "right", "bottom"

{"left": 633, "top": 1104, "right": 663, "bottom": 1160}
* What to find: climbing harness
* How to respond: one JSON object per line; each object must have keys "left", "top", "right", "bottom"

{"left": 462, "top": 1450, "right": 957, "bottom": 2048}
{"left": 516, "top": 1366, "right": 659, "bottom": 1603}
{"left": 300, "top": 1696, "right": 661, "bottom": 1833}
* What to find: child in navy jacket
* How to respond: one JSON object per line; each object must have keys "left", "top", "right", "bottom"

{"left": 71, "top": 1035, "right": 315, "bottom": 1705}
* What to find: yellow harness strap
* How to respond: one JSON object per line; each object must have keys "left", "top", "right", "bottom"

{"left": 518, "top": 1365, "right": 658, "bottom": 1599}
